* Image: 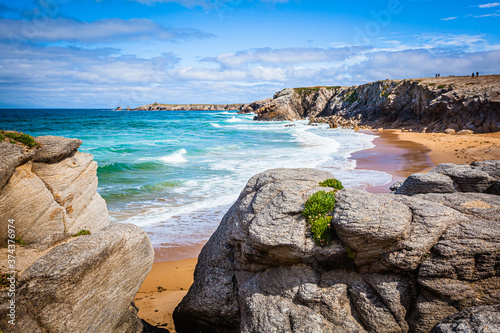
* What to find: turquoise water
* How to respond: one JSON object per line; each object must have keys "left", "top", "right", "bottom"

{"left": 0, "top": 109, "right": 391, "bottom": 254}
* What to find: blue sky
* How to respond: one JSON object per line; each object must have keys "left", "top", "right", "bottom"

{"left": 0, "top": 0, "right": 499, "bottom": 108}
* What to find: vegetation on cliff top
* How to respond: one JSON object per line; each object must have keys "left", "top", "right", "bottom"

{"left": 294, "top": 86, "right": 341, "bottom": 96}
{"left": 1, "top": 130, "right": 39, "bottom": 148}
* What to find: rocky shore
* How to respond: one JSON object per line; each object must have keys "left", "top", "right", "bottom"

{"left": 0, "top": 134, "right": 158, "bottom": 332}
{"left": 131, "top": 103, "right": 248, "bottom": 111}
{"left": 174, "top": 164, "right": 500, "bottom": 332}
{"left": 241, "top": 75, "right": 500, "bottom": 133}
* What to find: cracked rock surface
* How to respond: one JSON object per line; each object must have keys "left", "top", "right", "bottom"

{"left": 0, "top": 137, "right": 108, "bottom": 247}
{"left": 174, "top": 163, "right": 500, "bottom": 333}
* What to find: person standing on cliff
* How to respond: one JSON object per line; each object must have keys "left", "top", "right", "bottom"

{"left": 472, "top": 73, "right": 475, "bottom": 77}
{"left": 477, "top": 72, "right": 479, "bottom": 77}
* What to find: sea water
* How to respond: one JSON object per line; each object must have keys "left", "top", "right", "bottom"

{"left": 0, "top": 109, "right": 391, "bottom": 254}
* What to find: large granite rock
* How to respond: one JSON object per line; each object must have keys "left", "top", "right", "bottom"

{"left": 396, "top": 161, "right": 500, "bottom": 195}
{"left": 430, "top": 304, "right": 500, "bottom": 333}
{"left": 0, "top": 141, "right": 109, "bottom": 247}
{"left": 174, "top": 165, "right": 500, "bottom": 333}
{"left": 0, "top": 134, "right": 156, "bottom": 332}
{"left": 0, "top": 223, "right": 154, "bottom": 333}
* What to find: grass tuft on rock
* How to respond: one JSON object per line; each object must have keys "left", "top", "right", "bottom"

{"left": 2, "top": 131, "right": 39, "bottom": 148}
{"left": 72, "top": 229, "right": 91, "bottom": 237}
{"left": 319, "top": 178, "right": 344, "bottom": 190}
{"left": 14, "top": 236, "right": 26, "bottom": 246}
{"left": 346, "top": 247, "right": 356, "bottom": 260}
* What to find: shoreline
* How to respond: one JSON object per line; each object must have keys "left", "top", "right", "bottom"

{"left": 136, "top": 128, "right": 500, "bottom": 332}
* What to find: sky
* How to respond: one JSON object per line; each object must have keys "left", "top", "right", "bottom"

{"left": 0, "top": 0, "right": 499, "bottom": 108}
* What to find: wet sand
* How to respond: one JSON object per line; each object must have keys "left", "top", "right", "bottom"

{"left": 352, "top": 130, "right": 434, "bottom": 193}
{"left": 134, "top": 258, "right": 197, "bottom": 331}
{"left": 136, "top": 129, "right": 500, "bottom": 332}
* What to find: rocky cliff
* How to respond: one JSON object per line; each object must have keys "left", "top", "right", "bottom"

{"left": 0, "top": 133, "right": 156, "bottom": 332}
{"left": 174, "top": 164, "right": 500, "bottom": 332}
{"left": 132, "top": 103, "right": 248, "bottom": 111}
{"left": 246, "top": 75, "right": 500, "bottom": 133}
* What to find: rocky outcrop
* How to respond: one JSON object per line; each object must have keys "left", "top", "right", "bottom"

{"left": 174, "top": 163, "right": 500, "bottom": 332}
{"left": 133, "top": 103, "right": 248, "bottom": 111}
{"left": 2, "top": 223, "right": 154, "bottom": 333}
{"left": 431, "top": 304, "right": 500, "bottom": 333}
{"left": 251, "top": 75, "right": 500, "bottom": 133}
{"left": 0, "top": 134, "right": 157, "bottom": 333}
{"left": 252, "top": 87, "right": 338, "bottom": 121}
{"left": 238, "top": 98, "right": 272, "bottom": 114}
{"left": 0, "top": 135, "right": 109, "bottom": 247}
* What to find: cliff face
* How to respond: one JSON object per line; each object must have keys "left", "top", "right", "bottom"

{"left": 174, "top": 164, "right": 500, "bottom": 333}
{"left": 0, "top": 134, "right": 155, "bottom": 333}
{"left": 132, "top": 103, "right": 248, "bottom": 111}
{"left": 251, "top": 75, "right": 500, "bottom": 133}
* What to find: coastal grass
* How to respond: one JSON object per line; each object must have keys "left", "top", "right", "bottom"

{"left": 14, "top": 236, "right": 26, "bottom": 246}
{"left": 0, "top": 133, "right": 4, "bottom": 141}
{"left": 294, "top": 86, "right": 341, "bottom": 96}
{"left": 346, "top": 247, "right": 357, "bottom": 260}
{"left": 72, "top": 229, "right": 91, "bottom": 237}
{"left": 2, "top": 131, "right": 39, "bottom": 148}
{"left": 302, "top": 178, "right": 345, "bottom": 246}
{"left": 319, "top": 178, "right": 344, "bottom": 190}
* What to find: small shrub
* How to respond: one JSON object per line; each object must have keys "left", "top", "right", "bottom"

{"left": 302, "top": 191, "right": 336, "bottom": 218}
{"left": 319, "top": 179, "right": 344, "bottom": 191}
{"left": 72, "top": 229, "right": 91, "bottom": 237}
{"left": 4, "top": 131, "right": 38, "bottom": 148}
{"left": 346, "top": 247, "right": 356, "bottom": 260}
{"left": 14, "top": 236, "right": 26, "bottom": 246}
{"left": 437, "top": 84, "right": 446, "bottom": 89}
{"left": 309, "top": 215, "right": 332, "bottom": 246}
{"left": 0, "top": 133, "right": 4, "bottom": 141}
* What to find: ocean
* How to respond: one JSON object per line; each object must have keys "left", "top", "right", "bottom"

{"left": 0, "top": 109, "right": 391, "bottom": 258}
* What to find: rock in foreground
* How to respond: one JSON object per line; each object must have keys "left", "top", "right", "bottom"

{"left": 174, "top": 164, "right": 500, "bottom": 332}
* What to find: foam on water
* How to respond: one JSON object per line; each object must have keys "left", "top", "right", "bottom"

{"left": 159, "top": 148, "right": 188, "bottom": 164}
{"left": 0, "top": 109, "right": 393, "bottom": 256}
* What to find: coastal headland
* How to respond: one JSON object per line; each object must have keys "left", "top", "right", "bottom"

{"left": 1, "top": 75, "right": 499, "bottom": 332}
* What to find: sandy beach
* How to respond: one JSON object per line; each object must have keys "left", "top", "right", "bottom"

{"left": 135, "top": 129, "right": 500, "bottom": 332}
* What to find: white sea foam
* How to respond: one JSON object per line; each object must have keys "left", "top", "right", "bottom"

{"left": 159, "top": 148, "right": 187, "bottom": 164}
{"left": 114, "top": 115, "right": 393, "bottom": 255}
{"left": 211, "top": 123, "right": 222, "bottom": 128}
{"left": 226, "top": 116, "right": 243, "bottom": 123}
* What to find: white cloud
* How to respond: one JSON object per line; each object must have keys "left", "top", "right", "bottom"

{"left": 0, "top": 17, "right": 213, "bottom": 43}
{"left": 1, "top": 33, "right": 500, "bottom": 108}
{"left": 478, "top": 2, "right": 500, "bottom": 8}
{"left": 474, "top": 12, "right": 500, "bottom": 17}
{"left": 201, "top": 46, "right": 372, "bottom": 68}
{"left": 441, "top": 16, "right": 457, "bottom": 21}
{"left": 131, "top": 0, "right": 288, "bottom": 9}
